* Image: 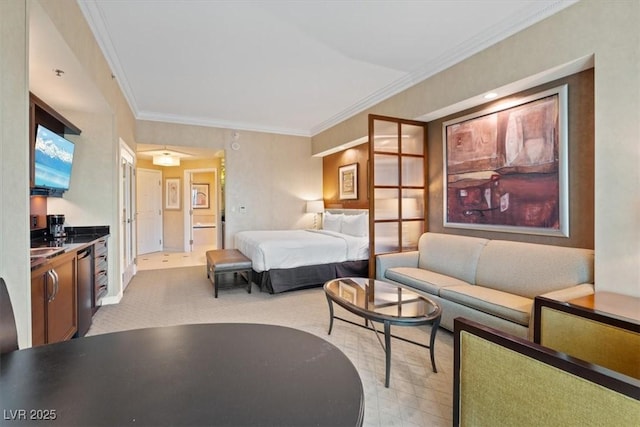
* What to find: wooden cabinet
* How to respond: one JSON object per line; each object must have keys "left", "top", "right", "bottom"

{"left": 31, "top": 251, "right": 78, "bottom": 346}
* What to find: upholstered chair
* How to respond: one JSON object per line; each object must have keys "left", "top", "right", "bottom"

{"left": 0, "top": 277, "right": 19, "bottom": 354}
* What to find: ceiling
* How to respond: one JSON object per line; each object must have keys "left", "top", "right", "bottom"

{"left": 65, "top": 0, "right": 577, "bottom": 138}
{"left": 29, "top": 0, "right": 578, "bottom": 163}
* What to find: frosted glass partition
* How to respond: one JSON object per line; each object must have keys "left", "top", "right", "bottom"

{"left": 369, "top": 115, "right": 427, "bottom": 277}
{"left": 374, "top": 154, "right": 399, "bottom": 186}
{"left": 375, "top": 222, "right": 399, "bottom": 254}
{"left": 373, "top": 120, "right": 399, "bottom": 153}
{"left": 401, "top": 189, "right": 424, "bottom": 219}
{"left": 401, "top": 124, "right": 424, "bottom": 155}
{"left": 374, "top": 189, "right": 400, "bottom": 220}
{"left": 402, "top": 222, "right": 424, "bottom": 250}
{"left": 401, "top": 156, "right": 424, "bottom": 187}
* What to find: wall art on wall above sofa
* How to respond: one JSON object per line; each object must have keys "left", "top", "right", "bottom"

{"left": 442, "top": 85, "right": 569, "bottom": 237}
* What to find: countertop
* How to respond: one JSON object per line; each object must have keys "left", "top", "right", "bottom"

{"left": 30, "top": 226, "right": 110, "bottom": 270}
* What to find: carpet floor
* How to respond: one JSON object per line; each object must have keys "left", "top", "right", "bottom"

{"left": 88, "top": 266, "right": 454, "bottom": 426}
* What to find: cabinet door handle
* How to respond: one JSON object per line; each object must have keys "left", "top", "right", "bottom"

{"left": 50, "top": 269, "right": 59, "bottom": 302}
{"left": 46, "top": 270, "right": 55, "bottom": 302}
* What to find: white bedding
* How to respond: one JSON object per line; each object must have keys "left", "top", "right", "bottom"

{"left": 234, "top": 229, "right": 369, "bottom": 272}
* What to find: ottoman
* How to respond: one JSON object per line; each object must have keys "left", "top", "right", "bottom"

{"left": 206, "top": 249, "right": 252, "bottom": 298}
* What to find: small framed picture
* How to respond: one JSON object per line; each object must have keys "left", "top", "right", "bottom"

{"left": 165, "top": 178, "right": 180, "bottom": 210}
{"left": 339, "top": 163, "right": 358, "bottom": 200}
{"left": 191, "top": 183, "right": 210, "bottom": 209}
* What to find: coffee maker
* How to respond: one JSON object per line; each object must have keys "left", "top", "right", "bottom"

{"left": 46, "top": 214, "right": 66, "bottom": 240}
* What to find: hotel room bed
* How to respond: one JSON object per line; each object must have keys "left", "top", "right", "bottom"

{"left": 234, "top": 211, "right": 369, "bottom": 293}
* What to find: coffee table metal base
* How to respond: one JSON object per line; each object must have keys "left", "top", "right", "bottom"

{"left": 325, "top": 293, "right": 440, "bottom": 388}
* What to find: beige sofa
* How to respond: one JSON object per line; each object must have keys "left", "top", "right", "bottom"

{"left": 376, "top": 232, "right": 594, "bottom": 338}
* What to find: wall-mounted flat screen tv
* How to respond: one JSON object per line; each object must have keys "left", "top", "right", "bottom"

{"left": 34, "top": 124, "right": 75, "bottom": 191}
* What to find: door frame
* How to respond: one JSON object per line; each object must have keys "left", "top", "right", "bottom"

{"left": 182, "top": 167, "right": 220, "bottom": 252}
{"left": 119, "top": 139, "right": 136, "bottom": 291}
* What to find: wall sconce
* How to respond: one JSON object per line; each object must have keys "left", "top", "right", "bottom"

{"left": 306, "top": 200, "right": 325, "bottom": 229}
{"left": 153, "top": 152, "right": 180, "bottom": 167}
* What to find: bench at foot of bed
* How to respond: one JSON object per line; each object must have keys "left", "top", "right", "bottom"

{"left": 206, "top": 249, "right": 253, "bottom": 298}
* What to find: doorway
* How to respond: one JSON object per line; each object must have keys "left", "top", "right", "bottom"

{"left": 136, "top": 168, "right": 163, "bottom": 255}
{"left": 183, "top": 168, "right": 219, "bottom": 253}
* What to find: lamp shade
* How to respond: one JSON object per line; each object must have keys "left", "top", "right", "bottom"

{"left": 306, "top": 200, "right": 324, "bottom": 213}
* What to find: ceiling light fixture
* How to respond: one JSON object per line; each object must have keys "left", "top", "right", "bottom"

{"left": 484, "top": 92, "right": 498, "bottom": 100}
{"left": 153, "top": 152, "right": 180, "bottom": 167}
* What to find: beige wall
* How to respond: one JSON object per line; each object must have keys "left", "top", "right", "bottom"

{"left": 47, "top": 111, "right": 117, "bottom": 227}
{"left": 1, "top": 0, "right": 31, "bottom": 348}
{"left": 312, "top": 0, "right": 640, "bottom": 297}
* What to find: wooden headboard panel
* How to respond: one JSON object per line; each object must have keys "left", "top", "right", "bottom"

{"left": 325, "top": 209, "right": 368, "bottom": 216}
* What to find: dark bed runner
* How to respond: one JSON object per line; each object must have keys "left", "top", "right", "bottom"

{"left": 253, "top": 260, "right": 369, "bottom": 293}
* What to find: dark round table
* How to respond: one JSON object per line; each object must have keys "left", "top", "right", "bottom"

{"left": 0, "top": 323, "right": 364, "bottom": 426}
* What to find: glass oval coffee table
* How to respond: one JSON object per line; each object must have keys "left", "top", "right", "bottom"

{"left": 324, "top": 277, "right": 442, "bottom": 387}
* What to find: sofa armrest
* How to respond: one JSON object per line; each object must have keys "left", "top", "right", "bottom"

{"left": 538, "top": 283, "right": 595, "bottom": 302}
{"left": 375, "top": 251, "right": 419, "bottom": 279}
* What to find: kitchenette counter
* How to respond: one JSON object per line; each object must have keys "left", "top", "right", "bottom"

{"left": 30, "top": 226, "right": 110, "bottom": 345}
{"left": 30, "top": 226, "right": 110, "bottom": 269}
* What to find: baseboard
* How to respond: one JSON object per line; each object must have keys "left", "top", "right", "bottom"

{"left": 100, "top": 293, "right": 123, "bottom": 306}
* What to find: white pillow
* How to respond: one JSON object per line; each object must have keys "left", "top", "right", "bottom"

{"left": 322, "top": 212, "right": 343, "bottom": 232}
{"left": 341, "top": 213, "right": 368, "bottom": 237}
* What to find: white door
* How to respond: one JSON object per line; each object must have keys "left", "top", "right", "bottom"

{"left": 120, "top": 141, "right": 137, "bottom": 289}
{"left": 136, "top": 168, "right": 163, "bottom": 255}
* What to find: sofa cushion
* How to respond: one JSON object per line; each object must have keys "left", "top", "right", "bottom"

{"left": 385, "top": 267, "right": 471, "bottom": 296}
{"left": 440, "top": 285, "right": 533, "bottom": 326}
{"left": 417, "top": 233, "right": 489, "bottom": 284}
{"left": 475, "top": 241, "right": 594, "bottom": 298}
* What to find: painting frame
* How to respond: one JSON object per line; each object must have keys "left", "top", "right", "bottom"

{"left": 165, "top": 178, "right": 181, "bottom": 210}
{"left": 339, "top": 163, "right": 358, "bottom": 200}
{"left": 442, "top": 85, "right": 569, "bottom": 237}
{"left": 191, "top": 183, "right": 210, "bottom": 209}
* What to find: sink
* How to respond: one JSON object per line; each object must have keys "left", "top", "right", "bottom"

{"left": 30, "top": 247, "right": 65, "bottom": 258}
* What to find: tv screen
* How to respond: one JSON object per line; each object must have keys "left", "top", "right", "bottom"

{"left": 34, "top": 124, "right": 75, "bottom": 191}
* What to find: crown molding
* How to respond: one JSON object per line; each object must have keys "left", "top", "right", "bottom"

{"left": 137, "top": 111, "right": 312, "bottom": 138}
{"left": 77, "top": 0, "right": 141, "bottom": 116}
